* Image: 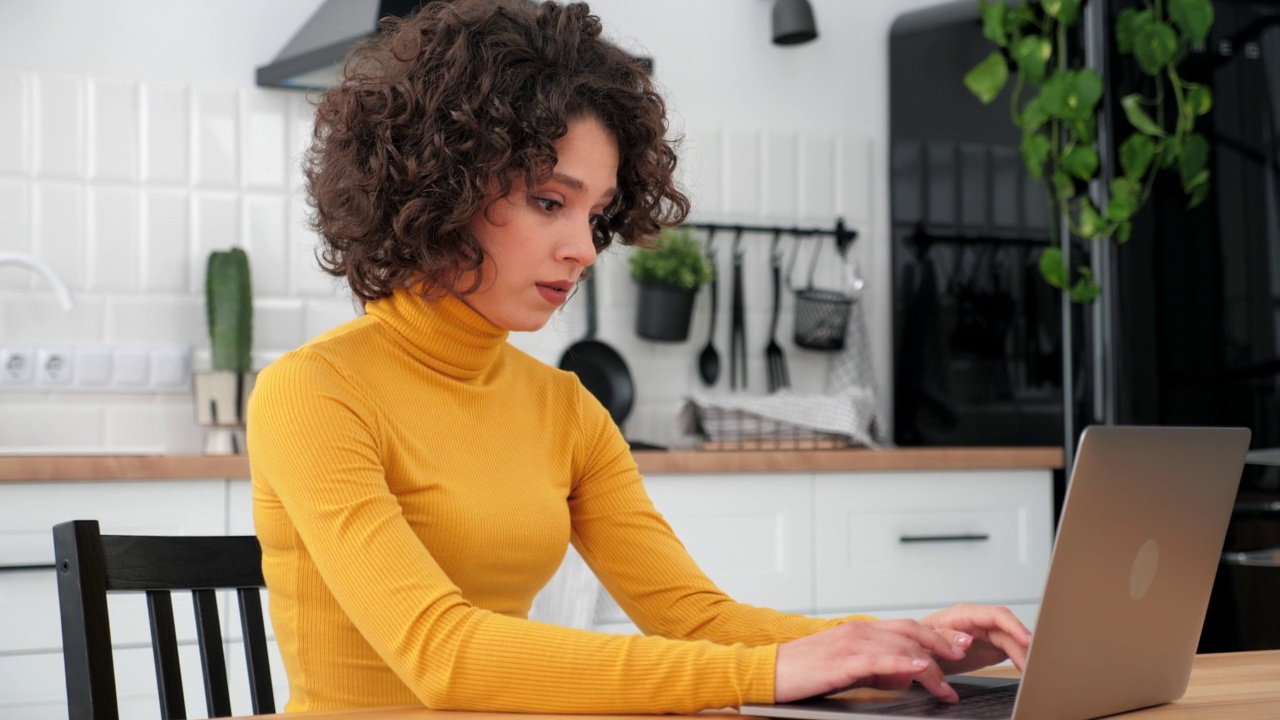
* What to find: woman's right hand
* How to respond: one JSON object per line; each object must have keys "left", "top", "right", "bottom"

{"left": 774, "top": 620, "right": 969, "bottom": 704}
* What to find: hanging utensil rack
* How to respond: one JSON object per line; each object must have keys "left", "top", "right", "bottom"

{"left": 683, "top": 218, "right": 857, "bottom": 252}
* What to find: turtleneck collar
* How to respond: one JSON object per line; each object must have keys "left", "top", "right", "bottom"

{"left": 365, "top": 288, "right": 509, "bottom": 381}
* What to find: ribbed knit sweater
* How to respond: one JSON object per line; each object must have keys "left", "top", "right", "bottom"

{"left": 247, "top": 288, "right": 868, "bottom": 713}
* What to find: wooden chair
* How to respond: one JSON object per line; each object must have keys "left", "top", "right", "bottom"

{"left": 53, "top": 519, "right": 276, "bottom": 720}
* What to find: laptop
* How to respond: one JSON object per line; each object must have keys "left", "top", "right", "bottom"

{"left": 739, "top": 425, "right": 1251, "bottom": 720}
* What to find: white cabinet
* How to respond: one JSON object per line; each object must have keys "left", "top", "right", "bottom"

{"left": 0, "top": 477, "right": 288, "bottom": 720}
{"left": 594, "top": 468, "right": 1053, "bottom": 634}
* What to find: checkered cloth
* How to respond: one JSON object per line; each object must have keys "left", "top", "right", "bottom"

{"left": 681, "top": 293, "right": 886, "bottom": 449}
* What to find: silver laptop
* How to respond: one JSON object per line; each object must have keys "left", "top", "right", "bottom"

{"left": 739, "top": 425, "right": 1251, "bottom": 720}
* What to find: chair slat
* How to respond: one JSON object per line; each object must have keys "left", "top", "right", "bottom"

{"left": 102, "top": 535, "right": 265, "bottom": 590}
{"left": 147, "top": 590, "right": 188, "bottom": 720}
{"left": 239, "top": 588, "right": 277, "bottom": 715}
{"left": 193, "top": 589, "right": 234, "bottom": 717}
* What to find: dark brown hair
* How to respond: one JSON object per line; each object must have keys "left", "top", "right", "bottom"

{"left": 305, "top": 0, "right": 690, "bottom": 302}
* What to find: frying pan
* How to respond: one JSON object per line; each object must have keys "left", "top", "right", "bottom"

{"left": 558, "top": 274, "right": 635, "bottom": 426}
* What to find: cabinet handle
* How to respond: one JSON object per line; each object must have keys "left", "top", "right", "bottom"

{"left": 899, "top": 533, "right": 990, "bottom": 544}
{"left": 0, "top": 563, "right": 55, "bottom": 573}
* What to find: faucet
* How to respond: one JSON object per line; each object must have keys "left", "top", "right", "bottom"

{"left": 0, "top": 252, "right": 74, "bottom": 310}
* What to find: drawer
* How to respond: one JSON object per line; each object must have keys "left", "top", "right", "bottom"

{"left": 814, "top": 470, "right": 1052, "bottom": 612}
{"left": 633, "top": 473, "right": 815, "bottom": 618}
{"left": 0, "top": 480, "right": 229, "bottom": 567}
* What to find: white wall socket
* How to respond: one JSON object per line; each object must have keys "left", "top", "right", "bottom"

{"left": 0, "top": 344, "right": 192, "bottom": 394}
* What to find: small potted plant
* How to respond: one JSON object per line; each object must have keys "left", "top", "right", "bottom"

{"left": 629, "top": 226, "right": 715, "bottom": 342}
{"left": 193, "top": 247, "right": 255, "bottom": 454}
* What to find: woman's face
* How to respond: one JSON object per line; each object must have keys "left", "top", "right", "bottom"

{"left": 460, "top": 115, "right": 619, "bottom": 332}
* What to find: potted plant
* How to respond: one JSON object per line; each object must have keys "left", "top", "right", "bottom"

{"left": 193, "top": 247, "right": 255, "bottom": 454}
{"left": 629, "top": 226, "right": 715, "bottom": 342}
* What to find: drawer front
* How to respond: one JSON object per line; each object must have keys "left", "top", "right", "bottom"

{"left": 596, "top": 473, "right": 814, "bottom": 625}
{"left": 0, "top": 480, "right": 229, "bottom": 568}
{"left": 815, "top": 470, "right": 1052, "bottom": 612}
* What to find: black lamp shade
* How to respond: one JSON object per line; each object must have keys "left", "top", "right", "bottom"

{"left": 772, "top": 0, "right": 818, "bottom": 45}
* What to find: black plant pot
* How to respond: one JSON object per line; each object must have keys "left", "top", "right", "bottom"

{"left": 635, "top": 282, "right": 697, "bottom": 342}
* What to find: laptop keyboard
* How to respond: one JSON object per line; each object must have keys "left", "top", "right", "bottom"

{"left": 873, "top": 683, "right": 1017, "bottom": 718}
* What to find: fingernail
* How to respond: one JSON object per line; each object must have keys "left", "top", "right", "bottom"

{"left": 953, "top": 633, "right": 972, "bottom": 647}
{"left": 912, "top": 659, "right": 929, "bottom": 669}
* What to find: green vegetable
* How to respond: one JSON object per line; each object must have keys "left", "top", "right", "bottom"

{"left": 206, "top": 247, "right": 253, "bottom": 372}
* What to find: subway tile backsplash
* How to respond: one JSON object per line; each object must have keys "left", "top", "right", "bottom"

{"left": 0, "top": 71, "right": 877, "bottom": 453}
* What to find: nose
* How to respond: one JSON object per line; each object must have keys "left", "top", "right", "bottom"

{"left": 558, "top": 216, "right": 598, "bottom": 266}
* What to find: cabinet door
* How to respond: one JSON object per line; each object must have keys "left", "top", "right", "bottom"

{"left": 596, "top": 473, "right": 814, "bottom": 626}
{"left": 814, "top": 470, "right": 1052, "bottom": 613}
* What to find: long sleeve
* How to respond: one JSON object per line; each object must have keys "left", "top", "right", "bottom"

{"left": 248, "top": 291, "right": 865, "bottom": 714}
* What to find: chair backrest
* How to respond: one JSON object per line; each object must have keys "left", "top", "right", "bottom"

{"left": 53, "top": 519, "right": 276, "bottom": 720}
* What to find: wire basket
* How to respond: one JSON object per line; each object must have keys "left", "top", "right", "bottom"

{"left": 686, "top": 405, "right": 852, "bottom": 451}
{"left": 794, "top": 288, "right": 853, "bottom": 350}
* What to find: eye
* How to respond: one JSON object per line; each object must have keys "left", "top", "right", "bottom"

{"left": 533, "top": 196, "right": 562, "bottom": 212}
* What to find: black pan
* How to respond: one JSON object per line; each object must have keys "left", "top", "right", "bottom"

{"left": 558, "top": 274, "right": 635, "bottom": 426}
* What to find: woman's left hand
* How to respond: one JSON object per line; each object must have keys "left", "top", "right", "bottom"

{"left": 919, "top": 604, "right": 1032, "bottom": 674}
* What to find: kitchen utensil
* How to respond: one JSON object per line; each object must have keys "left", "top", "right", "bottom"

{"left": 787, "top": 233, "right": 854, "bottom": 351}
{"left": 697, "top": 228, "right": 720, "bottom": 386}
{"left": 558, "top": 273, "right": 635, "bottom": 426}
{"left": 765, "top": 231, "right": 790, "bottom": 392}
{"left": 729, "top": 228, "right": 747, "bottom": 390}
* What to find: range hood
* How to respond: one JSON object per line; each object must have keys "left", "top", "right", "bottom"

{"left": 256, "top": 0, "right": 426, "bottom": 90}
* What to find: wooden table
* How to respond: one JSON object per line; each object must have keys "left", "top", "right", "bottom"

{"left": 231, "top": 651, "right": 1280, "bottom": 719}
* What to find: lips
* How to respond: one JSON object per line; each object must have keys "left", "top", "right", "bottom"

{"left": 536, "top": 281, "right": 573, "bottom": 306}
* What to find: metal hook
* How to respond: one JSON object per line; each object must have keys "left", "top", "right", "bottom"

{"left": 732, "top": 226, "right": 746, "bottom": 260}
{"left": 704, "top": 225, "right": 718, "bottom": 260}
{"left": 769, "top": 229, "right": 783, "bottom": 267}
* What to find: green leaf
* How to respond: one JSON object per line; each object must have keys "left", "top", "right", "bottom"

{"left": 1038, "top": 74, "right": 1068, "bottom": 117}
{"left": 1061, "top": 69, "right": 1104, "bottom": 120}
{"left": 1020, "top": 97, "right": 1050, "bottom": 132}
{"left": 1121, "top": 94, "right": 1167, "bottom": 136}
{"left": 1106, "top": 177, "right": 1140, "bottom": 222}
{"left": 1189, "top": 181, "right": 1211, "bottom": 208}
{"left": 1159, "top": 136, "right": 1183, "bottom": 168}
{"left": 979, "top": 0, "right": 1010, "bottom": 46}
{"left": 1052, "top": 170, "right": 1076, "bottom": 204}
{"left": 1008, "top": 3, "right": 1037, "bottom": 27}
{"left": 1179, "top": 132, "right": 1210, "bottom": 189}
{"left": 1119, "top": 133, "right": 1157, "bottom": 180}
{"left": 1021, "top": 131, "right": 1053, "bottom": 180}
{"left": 965, "top": 52, "right": 1010, "bottom": 104}
{"left": 1078, "top": 197, "right": 1104, "bottom": 238}
{"left": 1134, "top": 22, "right": 1179, "bottom": 75}
{"left": 1070, "top": 267, "right": 1101, "bottom": 304}
{"left": 1011, "top": 35, "right": 1053, "bottom": 84}
{"left": 1061, "top": 145, "right": 1099, "bottom": 181}
{"left": 1071, "top": 116, "right": 1097, "bottom": 144}
{"left": 1185, "top": 84, "right": 1213, "bottom": 116}
{"left": 1116, "top": 221, "right": 1133, "bottom": 244}
{"left": 1041, "top": 0, "right": 1081, "bottom": 26}
{"left": 1169, "top": 0, "right": 1214, "bottom": 46}
{"left": 1115, "top": 8, "right": 1150, "bottom": 54}
{"left": 1039, "top": 247, "right": 1069, "bottom": 289}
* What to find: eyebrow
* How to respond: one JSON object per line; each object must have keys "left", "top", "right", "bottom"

{"left": 550, "top": 171, "right": 617, "bottom": 199}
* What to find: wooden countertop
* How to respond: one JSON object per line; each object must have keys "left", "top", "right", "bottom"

{"left": 0, "top": 447, "right": 1062, "bottom": 482}
{"left": 223, "top": 651, "right": 1279, "bottom": 719}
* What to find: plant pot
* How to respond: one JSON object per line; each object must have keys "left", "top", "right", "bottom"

{"left": 635, "top": 282, "right": 697, "bottom": 342}
{"left": 193, "top": 370, "right": 257, "bottom": 454}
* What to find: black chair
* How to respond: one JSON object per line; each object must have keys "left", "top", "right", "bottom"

{"left": 53, "top": 519, "right": 276, "bottom": 720}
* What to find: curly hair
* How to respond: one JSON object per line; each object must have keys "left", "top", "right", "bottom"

{"left": 305, "top": 0, "right": 690, "bottom": 303}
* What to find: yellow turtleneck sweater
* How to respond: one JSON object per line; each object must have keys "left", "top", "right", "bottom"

{"left": 248, "top": 288, "right": 868, "bottom": 713}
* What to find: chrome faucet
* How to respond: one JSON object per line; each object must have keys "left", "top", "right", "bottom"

{"left": 0, "top": 252, "right": 74, "bottom": 310}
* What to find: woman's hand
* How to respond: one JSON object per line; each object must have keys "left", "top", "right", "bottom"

{"left": 919, "top": 604, "right": 1032, "bottom": 674}
{"left": 775, "top": 619, "right": 971, "bottom": 704}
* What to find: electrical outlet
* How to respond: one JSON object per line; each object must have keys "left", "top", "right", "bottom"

{"left": 0, "top": 347, "right": 36, "bottom": 386}
{"left": 36, "top": 347, "right": 74, "bottom": 387}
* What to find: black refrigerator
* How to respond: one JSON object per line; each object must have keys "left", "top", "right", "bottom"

{"left": 889, "top": 0, "right": 1280, "bottom": 653}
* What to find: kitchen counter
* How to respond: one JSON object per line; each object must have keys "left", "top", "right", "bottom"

{"left": 0, "top": 447, "right": 1062, "bottom": 482}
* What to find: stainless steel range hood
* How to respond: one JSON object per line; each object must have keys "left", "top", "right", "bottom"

{"left": 256, "top": 0, "right": 426, "bottom": 90}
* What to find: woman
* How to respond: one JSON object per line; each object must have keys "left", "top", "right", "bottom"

{"left": 246, "top": 0, "right": 1031, "bottom": 713}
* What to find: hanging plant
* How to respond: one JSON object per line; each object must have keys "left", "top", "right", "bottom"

{"left": 963, "top": 0, "right": 1215, "bottom": 303}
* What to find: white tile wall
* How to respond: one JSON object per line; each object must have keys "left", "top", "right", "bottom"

{"left": 0, "top": 71, "right": 879, "bottom": 453}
